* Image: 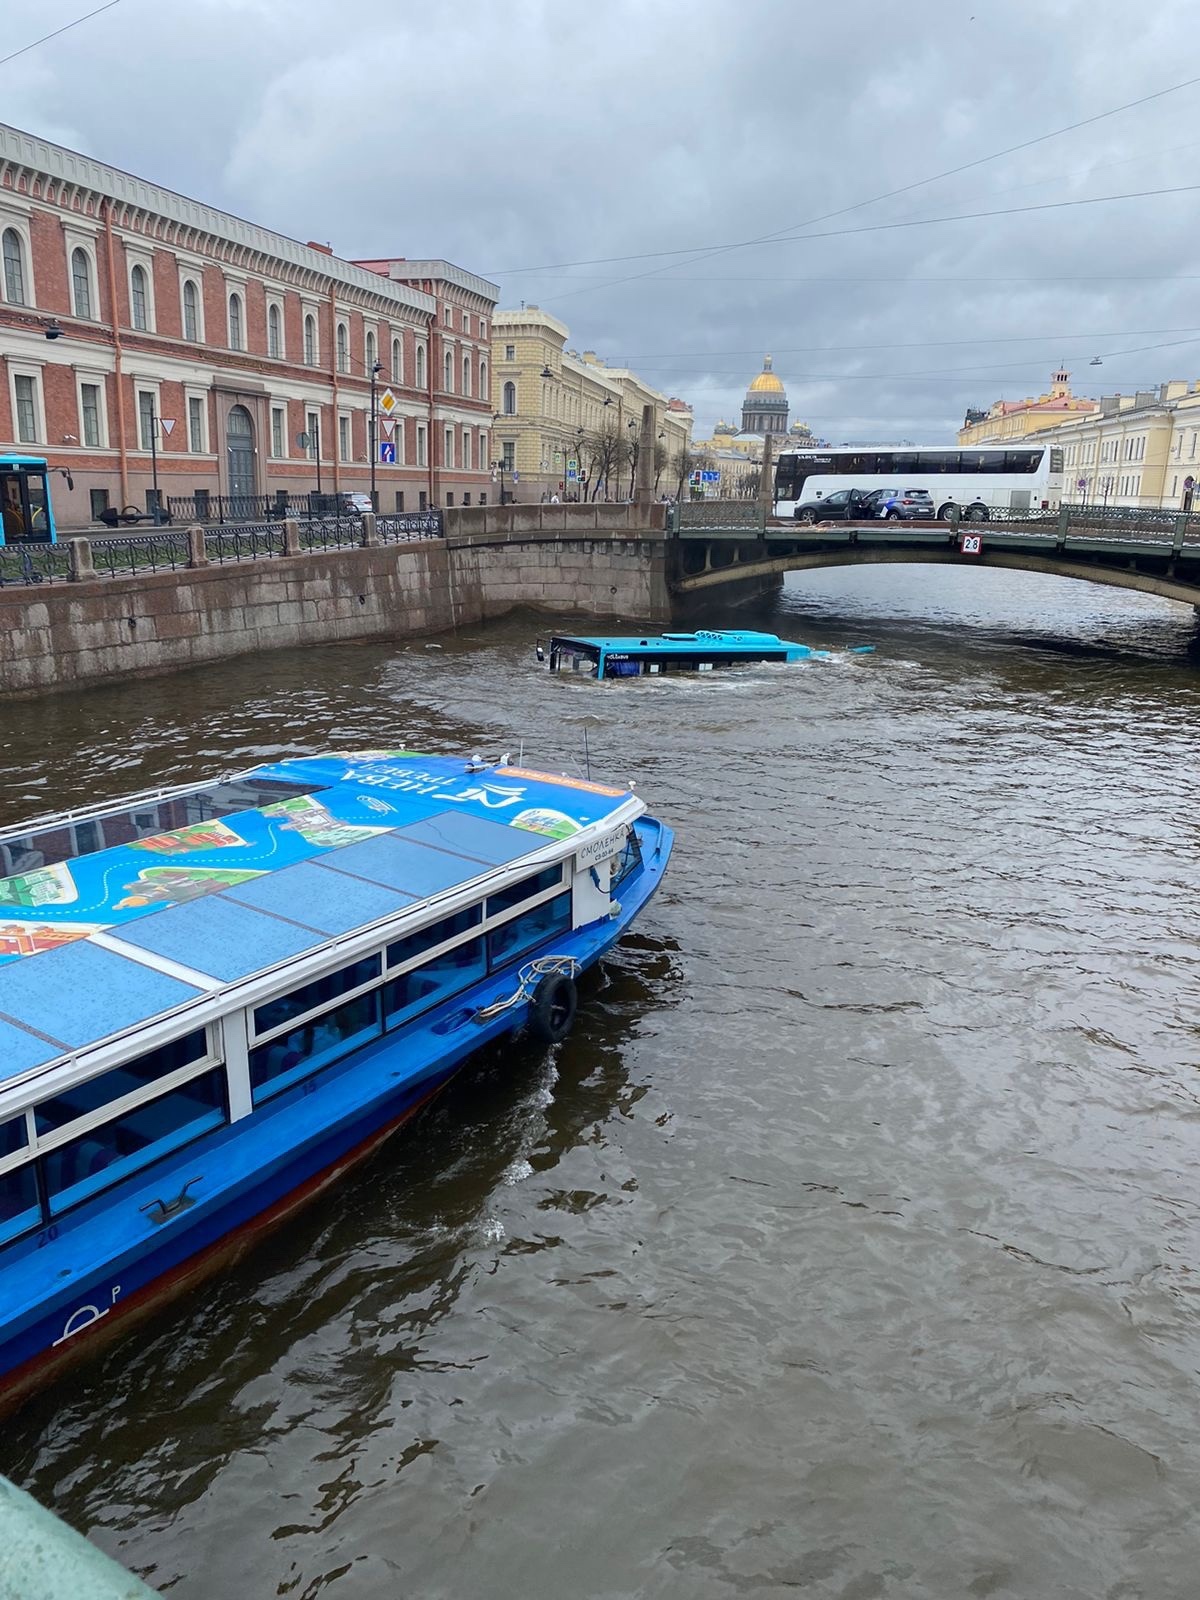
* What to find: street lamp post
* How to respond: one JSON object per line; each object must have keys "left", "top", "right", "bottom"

{"left": 149, "top": 408, "right": 160, "bottom": 522}
{"left": 369, "top": 360, "right": 383, "bottom": 508}
{"left": 492, "top": 458, "right": 509, "bottom": 504}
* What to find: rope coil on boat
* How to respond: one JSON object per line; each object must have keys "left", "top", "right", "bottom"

{"left": 474, "top": 955, "right": 580, "bottom": 1021}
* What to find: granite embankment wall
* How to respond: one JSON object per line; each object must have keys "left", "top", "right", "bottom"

{"left": 0, "top": 506, "right": 672, "bottom": 698}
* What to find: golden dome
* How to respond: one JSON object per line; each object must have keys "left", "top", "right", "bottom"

{"left": 748, "top": 355, "right": 784, "bottom": 394}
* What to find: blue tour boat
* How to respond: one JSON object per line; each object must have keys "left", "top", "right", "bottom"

{"left": 541, "top": 629, "right": 873, "bottom": 678}
{"left": 0, "top": 750, "right": 672, "bottom": 1409}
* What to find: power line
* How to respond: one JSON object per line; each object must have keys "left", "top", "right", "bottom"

{"left": 542, "top": 67, "right": 1200, "bottom": 301}
{"left": 0, "top": 0, "right": 123, "bottom": 69}
{"left": 492, "top": 183, "right": 1200, "bottom": 279}
{"left": 605, "top": 327, "right": 1200, "bottom": 363}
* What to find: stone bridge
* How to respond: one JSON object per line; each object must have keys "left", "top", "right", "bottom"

{"left": 669, "top": 501, "right": 1200, "bottom": 610}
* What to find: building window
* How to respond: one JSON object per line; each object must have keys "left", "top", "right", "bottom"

{"left": 416, "top": 344, "right": 426, "bottom": 388}
{"left": 339, "top": 413, "right": 350, "bottom": 461}
{"left": 479, "top": 430, "right": 487, "bottom": 466}
{"left": 267, "top": 302, "right": 282, "bottom": 358}
{"left": 480, "top": 357, "right": 487, "bottom": 399}
{"left": 461, "top": 310, "right": 469, "bottom": 332}
{"left": 446, "top": 492, "right": 455, "bottom": 507}
{"left": 444, "top": 350, "right": 453, "bottom": 392}
{"left": 394, "top": 490, "right": 405, "bottom": 512}
{"left": 417, "top": 425, "right": 427, "bottom": 467}
{"left": 366, "top": 330, "right": 377, "bottom": 373}
{"left": 70, "top": 248, "right": 92, "bottom": 318}
{"left": 13, "top": 374, "right": 38, "bottom": 443}
{"left": 304, "top": 313, "right": 317, "bottom": 366}
{"left": 463, "top": 354, "right": 471, "bottom": 394}
{"left": 80, "top": 382, "right": 101, "bottom": 448}
{"left": 462, "top": 427, "right": 471, "bottom": 470}
{"left": 188, "top": 395, "right": 205, "bottom": 454}
{"left": 502, "top": 440, "right": 515, "bottom": 469}
{"left": 463, "top": 492, "right": 471, "bottom": 506}
{"left": 480, "top": 320, "right": 487, "bottom": 341}
{"left": 391, "top": 337, "right": 402, "bottom": 383}
{"left": 418, "top": 490, "right": 427, "bottom": 511}
{"left": 130, "top": 263, "right": 149, "bottom": 330}
{"left": 90, "top": 488, "right": 110, "bottom": 520}
{"left": 183, "top": 279, "right": 199, "bottom": 342}
{"left": 336, "top": 322, "right": 349, "bottom": 373}
{"left": 444, "top": 426, "right": 454, "bottom": 467}
{"left": 271, "top": 406, "right": 285, "bottom": 459}
{"left": 502, "top": 381, "right": 516, "bottom": 415}
{"left": 443, "top": 305, "right": 452, "bottom": 326}
{"left": 306, "top": 411, "right": 320, "bottom": 459}
{"left": 137, "top": 390, "right": 156, "bottom": 451}
{"left": 2, "top": 229, "right": 26, "bottom": 305}
{"left": 228, "top": 292, "right": 244, "bottom": 350}
{"left": 504, "top": 344, "right": 515, "bottom": 362}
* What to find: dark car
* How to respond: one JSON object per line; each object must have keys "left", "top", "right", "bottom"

{"left": 861, "top": 487, "right": 935, "bottom": 521}
{"left": 792, "top": 487, "right": 873, "bottom": 523}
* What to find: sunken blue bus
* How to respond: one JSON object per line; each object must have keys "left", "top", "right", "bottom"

{"left": 0, "top": 455, "right": 57, "bottom": 545}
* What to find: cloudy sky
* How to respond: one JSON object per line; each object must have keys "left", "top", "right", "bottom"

{"left": 7, "top": 0, "right": 1200, "bottom": 440}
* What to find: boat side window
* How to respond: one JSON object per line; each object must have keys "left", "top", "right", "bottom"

{"left": 386, "top": 905, "right": 482, "bottom": 970}
{"left": 248, "top": 992, "right": 382, "bottom": 1105}
{"left": 486, "top": 865, "right": 565, "bottom": 918}
{"left": 34, "top": 1029, "right": 210, "bottom": 1135}
{"left": 383, "top": 936, "right": 488, "bottom": 1029}
{"left": 487, "top": 892, "right": 572, "bottom": 969}
{"left": 611, "top": 828, "right": 643, "bottom": 891}
{"left": 253, "top": 954, "right": 381, "bottom": 1039}
{"left": 42, "top": 1069, "right": 227, "bottom": 1218}
{"left": 0, "top": 1165, "right": 40, "bottom": 1247}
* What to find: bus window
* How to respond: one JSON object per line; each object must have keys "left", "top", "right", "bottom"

{"left": 1004, "top": 450, "right": 1041, "bottom": 474}
{"left": 0, "top": 468, "right": 51, "bottom": 543}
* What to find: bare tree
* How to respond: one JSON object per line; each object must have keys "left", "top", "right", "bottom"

{"left": 652, "top": 439, "right": 670, "bottom": 493}
{"left": 580, "top": 418, "right": 625, "bottom": 501}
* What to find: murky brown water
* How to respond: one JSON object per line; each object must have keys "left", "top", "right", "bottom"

{"left": 4, "top": 566, "right": 1200, "bottom": 1599}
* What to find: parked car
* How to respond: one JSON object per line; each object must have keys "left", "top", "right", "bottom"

{"left": 861, "top": 487, "right": 935, "bottom": 521}
{"left": 792, "top": 488, "right": 873, "bottom": 523}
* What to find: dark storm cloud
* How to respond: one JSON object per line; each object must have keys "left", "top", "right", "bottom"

{"left": 8, "top": 0, "right": 1200, "bottom": 437}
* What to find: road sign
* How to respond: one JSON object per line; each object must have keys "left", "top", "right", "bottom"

{"left": 512, "top": 471, "right": 519, "bottom": 483}
{"left": 159, "top": 418, "right": 175, "bottom": 436}
{"left": 566, "top": 468, "right": 577, "bottom": 480}
{"left": 960, "top": 532, "right": 983, "bottom": 556}
{"left": 381, "top": 418, "right": 395, "bottom": 438}
{"left": 701, "top": 470, "right": 720, "bottom": 482}
{"left": 379, "top": 441, "right": 396, "bottom": 464}
{"left": 378, "top": 389, "right": 397, "bottom": 416}
{"left": 567, "top": 458, "right": 577, "bottom": 472}
{"left": 1076, "top": 477, "right": 1087, "bottom": 491}
{"left": 296, "top": 432, "right": 310, "bottom": 450}
{"left": 1186, "top": 476, "right": 1196, "bottom": 490}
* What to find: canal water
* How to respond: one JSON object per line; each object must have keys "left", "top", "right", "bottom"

{"left": 4, "top": 566, "right": 1200, "bottom": 1599}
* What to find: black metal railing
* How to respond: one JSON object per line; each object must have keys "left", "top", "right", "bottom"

{"left": 0, "top": 543, "right": 73, "bottom": 585}
{"left": 376, "top": 511, "right": 443, "bottom": 541}
{"left": 92, "top": 532, "right": 191, "bottom": 577}
{"left": 297, "top": 517, "right": 364, "bottom": 552}
{"left": 204, "top": 524, "right": 286, "bottom": 563}
{"left": 167, "top": 492, "right": 302, "bottom": 525}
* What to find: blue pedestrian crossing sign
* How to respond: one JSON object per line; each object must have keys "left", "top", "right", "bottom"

{"left": 379, "top": 441, "right": 396, "bottom": 464}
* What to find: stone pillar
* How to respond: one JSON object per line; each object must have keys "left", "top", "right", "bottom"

{"left": 282, "top": 518, "right": 301, "bottom": 557}
{"left": 360, "top": 511, "right": 379, "bottom": 547}
{"left": 67, "top": 536, "right": 94, "bottom": 583}
{"left": 635, "top": 404, "right": 655, "bottom": 510}
{"left": 757, "top": 435, "right": 775, "bottom": 529}
{"left": 186, "top": 524, "right": 207, "bottom": 568}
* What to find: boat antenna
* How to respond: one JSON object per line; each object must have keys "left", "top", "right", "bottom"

{"left": 518, "top": 738, "right": 524, "bottom": 764}
{"left": 584, "top": 725, "right": 591, "bottom": 781}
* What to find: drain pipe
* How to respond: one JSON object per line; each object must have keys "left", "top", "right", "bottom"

{"left": 101, "top": 200, "right": 130, "bottom": 509}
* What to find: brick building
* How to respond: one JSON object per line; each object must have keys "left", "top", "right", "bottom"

{"left": 0, "top": 124, "right": 499, "bottom": 529}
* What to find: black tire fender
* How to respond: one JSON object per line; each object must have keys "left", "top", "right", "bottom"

{"left": 530, "top": 972, "right": 578, "bottom": 1044}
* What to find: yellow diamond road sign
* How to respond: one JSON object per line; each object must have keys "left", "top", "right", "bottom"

{"left": 379, "top": 389, "right": 397, "bottom": 416}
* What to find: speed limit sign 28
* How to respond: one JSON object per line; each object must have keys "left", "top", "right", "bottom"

{"left": 960, "top": 533, "right": 983, "bottom": 556}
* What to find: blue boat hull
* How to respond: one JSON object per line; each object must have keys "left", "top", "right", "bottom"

{"left": 0, "top": 819, "right": 672, "bottom": 1410}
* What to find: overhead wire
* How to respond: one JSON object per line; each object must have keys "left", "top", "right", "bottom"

{"left": 0, "top": 0, "right": 123, "bottom": 69}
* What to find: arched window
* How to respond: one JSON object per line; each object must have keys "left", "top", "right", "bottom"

{"left": 304, "top": 313, "right": 317, "bottom": 366}
{"left": 391, "top": 337, "right": 401, "bottom": 383}
{"left": 70, "top": 248, "right": 91, "bottom": 318}
{"left": 502, "top": 381, "right": 517, "bottom": 415}
{"left": 182, "top": 279, "right": 199, "bottom": 342}
{"left": 462, "top": 353, "right": 471, "bottom": 394}
{"left": 479, "top": 358, "right": 487, "bottom": 400}
{"left": 416, "top": 343, "right": 426, "bottom": 388}
{"left": 130, "top": 264, "right": 148, "bottom": 330}
{"left": 336, "top": 322, "right": 348, "bottom": 373}
{"left": 444, "top": 350, "right": 453, "bottom": 391}
{"left": 2, "top": 230, "right": 25, "bottom": 305}
{"left": 228, "top": 292, "right": 243, "bottom": 350}
{"left": 366, "top": 330, "right": 376, "bottom": 372}
{"left": 267, "top": 302, "right": 282, "bottom": 358}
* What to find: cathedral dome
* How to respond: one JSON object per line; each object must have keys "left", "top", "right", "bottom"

{"left": 741, "top": 355, "right": 788, "bottom": 437}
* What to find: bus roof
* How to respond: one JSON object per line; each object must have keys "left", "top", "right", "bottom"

{"left": 0, "top": 455, "right": 49, "bottom": 469}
